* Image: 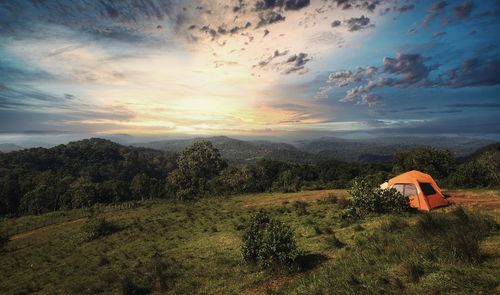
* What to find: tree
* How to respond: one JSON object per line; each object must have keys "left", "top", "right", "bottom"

{"left": 393, "top": 148, "right": 454, "bottom": 180}
{"left": 130, "top": 173, "right": 153, "bottom": 200}
{"left": 272, "top": 170, "right": 301, "bottom": 193}
{"left": 167, "top": 141, "right": 226, "bottom": 199}
{"left": 68, "top": 177, "right": 98, "bottom": 208}
{"left": 211, "top": 165, "right": 257, "bottom": 195}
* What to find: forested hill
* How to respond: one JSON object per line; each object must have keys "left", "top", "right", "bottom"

{"left": 0, "top": 138, "right": 498, "bottom": 217}
{"left": 134, "top": 135, "right": 495, "bottom": 162}
{"left": 0, "top": 139, "right": 178, "bottom": 216}
{"left": 134, "top": 136, "right": 319, "bottom": 163}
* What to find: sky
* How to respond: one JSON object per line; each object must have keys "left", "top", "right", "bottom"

{"left": 0, "top": 0, "right": 499, "bottom": 144}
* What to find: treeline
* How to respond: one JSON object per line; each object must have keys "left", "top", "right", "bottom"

{"left": 0, "top": 138, "right": 498, "bottom": 217}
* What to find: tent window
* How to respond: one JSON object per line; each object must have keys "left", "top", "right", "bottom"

{"left": 392, "top": 184, "right": 418, "bottom": 197}
{"left": 392, "top": 184, "right": 405, "bottom": 195}
{"left": 419, "top": 182, "right": 437, "bottom": 196}
{"left": 403, "top": 184, "right": 417, "bottom": 197}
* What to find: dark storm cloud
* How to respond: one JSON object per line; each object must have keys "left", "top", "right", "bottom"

{"left": 344, "top": 15, "right": 373, "bottom": 32}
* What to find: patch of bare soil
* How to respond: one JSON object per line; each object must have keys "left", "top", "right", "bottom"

{"left": 9, "top": 218, "right": 86, "bottom": 241}
{"left": 444, "top": 189, "right": 500, "bottom": 210}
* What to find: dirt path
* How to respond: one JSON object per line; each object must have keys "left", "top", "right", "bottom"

{"left": 445, "top": 189, "right": 500, "bottom": 210}
{"left": 448, "top": 197, "right": 500, "bottom": 207}
{"left": 9, "top": 218, "right": 86, "bottom": 241}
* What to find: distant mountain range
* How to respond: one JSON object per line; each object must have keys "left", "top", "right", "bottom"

{"left": 1, "top": 135, "right": 496, "bottom": 162}
{"left": 133, "top": 136, "right": 318, "bottom": 163}
{"left": 0, "top": 143, "right": 24, "bottom": 153}
{"left": 133, "top": 135, "right": 496, "bottom": 163}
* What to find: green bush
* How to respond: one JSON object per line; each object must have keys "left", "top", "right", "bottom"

{"left": 348, "top": 178, "right": 410, "bottom": 215}
{"left": 241, "top": 211, "right": 299, "bottom": 271}
{"left": 82, "top": 217, "right": 120, "bottom": 241}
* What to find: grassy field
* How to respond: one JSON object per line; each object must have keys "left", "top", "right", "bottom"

{"left": 1, "top": 189, "right": 499, "bottom": 294}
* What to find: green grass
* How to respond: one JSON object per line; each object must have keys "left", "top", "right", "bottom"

{"left": 1, "top": 190, "right": 499, "bottom": 294}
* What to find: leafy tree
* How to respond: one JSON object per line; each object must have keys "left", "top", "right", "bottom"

{"left": 167, "top": 141, "right": 226, "bottom": 199}
{"left": 130, "top": 173, "right": 153, "bottom": 200}
{"left": 449, "top": 150, "right": 500, "bottom": 187}
{"left": 393, "top": 148, "right": 454, "bottom": 180}
{"left": 211, "top": 165, "right": 257, "bottom": 195}
{"left": 68, "top": 177, "right": 99, "bottom": 208}
{"left": 272, "top": 170, "right": 301, "bottom": 192}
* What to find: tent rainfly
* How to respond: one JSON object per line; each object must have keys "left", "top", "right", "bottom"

{"left": 381, "top": 170, "right": 449, "bottom": 211}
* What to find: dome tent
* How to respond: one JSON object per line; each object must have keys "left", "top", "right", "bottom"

{"left": 384, "top": 170, "right": 449, "bottom": 211}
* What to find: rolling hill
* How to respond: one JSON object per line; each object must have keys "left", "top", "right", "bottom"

{"left": 134, "top": 135, "right": 496, "bottom": 162}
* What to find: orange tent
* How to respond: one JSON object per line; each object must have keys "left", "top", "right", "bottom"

{"left": 385, "top": 170, "right": 449, "bottom": 211}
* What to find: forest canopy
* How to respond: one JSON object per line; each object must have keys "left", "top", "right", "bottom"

{"left": 0, "top": 138, "right": 498, "bottom": 217}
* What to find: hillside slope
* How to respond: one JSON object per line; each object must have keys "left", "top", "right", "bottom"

{"left": 1, "top": 190, "right": 498, "bottom": 294}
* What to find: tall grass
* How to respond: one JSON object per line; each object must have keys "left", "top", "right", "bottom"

{"left": 277, "top": 208, "right": 498, "bottom": 294}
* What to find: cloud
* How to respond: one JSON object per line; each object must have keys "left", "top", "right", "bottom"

{"left": 283, "top": 52, "right": 311, "bottom": 74}
{"left": 255, "top": 0, "right": 311, "bottom": 11}
{"left": 331, "top": 20, "right": 342, "bottom": 27}
{"left": 344, "top": 15, "right": 373, "bottom": 32}
{"left": 445, "top": 103, "right": 500, "bottom": 108}
{"left": 324, "top": 53, "right": 438, "bottom": 105}
{"left": 453, "top": 1, "right": 475, "bottom": 19}
{"left": 441, "top": 58, "right": 500, "bottom": 87}
{"left": 422, "top": 1, "right": 449, "bottom": 26}
{"left": 257, "top": 11, "right": 286, "bottom": 27}
{"left": 432, "top": 31, "right": 446, "bottom": 39}
{"left": 393, "top": 4, "right": 415, "bottom": 13}
{"left": 322, "top": 52, "right": 500, "bottom": 106}
{"left": 331, "top": 0, "right": 382, "bottom": 12}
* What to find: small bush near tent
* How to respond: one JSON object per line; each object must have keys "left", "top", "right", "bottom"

{"left": 348, "top": 178, "right": 410, "bottom": 215}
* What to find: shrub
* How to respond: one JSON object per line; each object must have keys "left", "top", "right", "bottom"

{"left": 241, "top": 211, "right": 299, "bottom": 271}
{"left": 83, "top": 217, "right": 120, "bottom": 241}
{"left": 348, "top": 178, "right": 410, "bottom": 215}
